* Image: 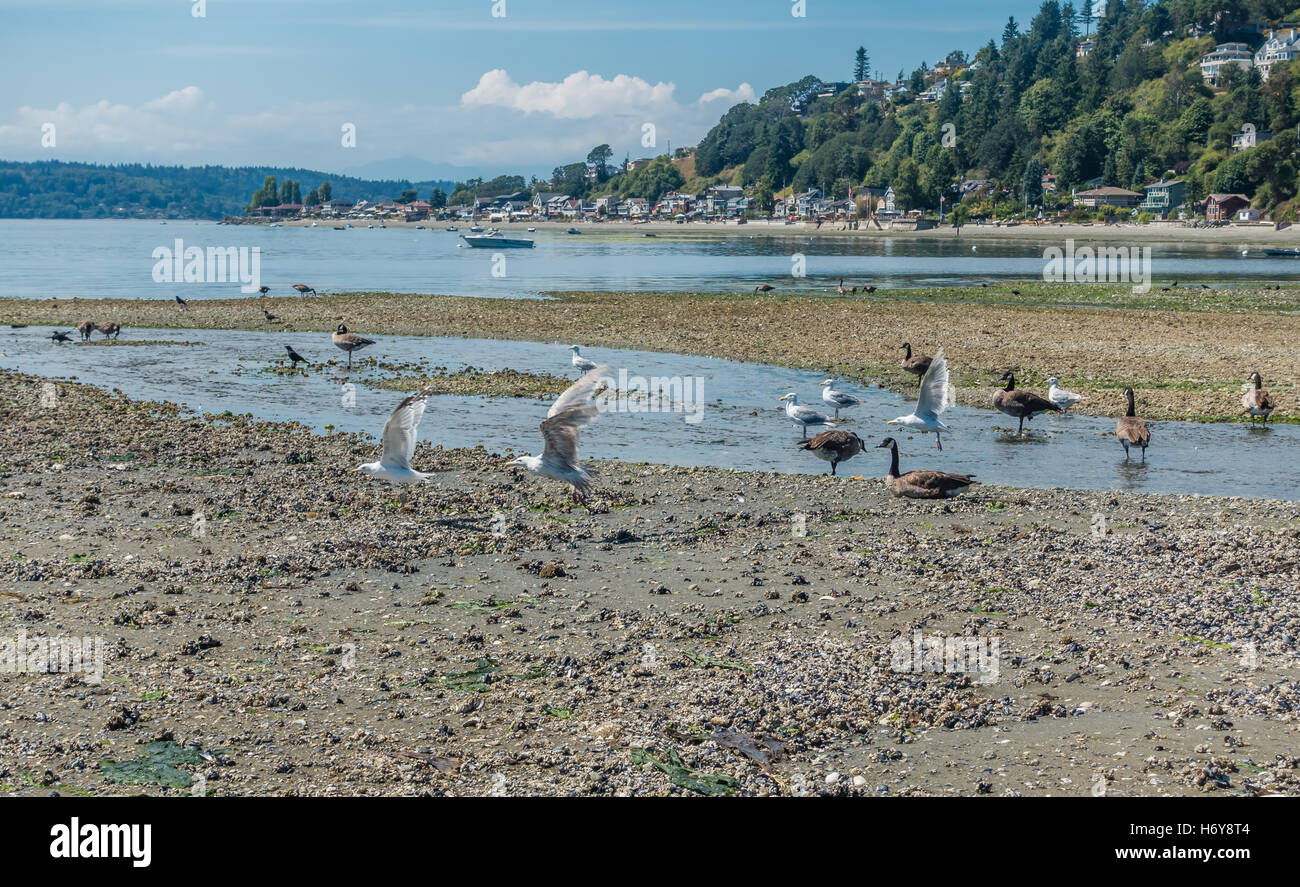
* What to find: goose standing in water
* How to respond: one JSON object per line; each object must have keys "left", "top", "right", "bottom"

{"left": 754, "top": 284, "right": 776, "bottom": 293}
{"left": 354, "top": 390, "right": 435, "bottom": 484}
{"left": 1047, "top": 377, "right": 1087, "bottom": 413}
{"left": 94, "top": 321, "right": 120, "bottom": 339}
{"left": 1116, "top": 387, "right": 1151, "bottom": 461}
{"left": 75, "top": 320, "right": 95, "bottom": 341}
{"left": 779, "top": 393, "right": 837, "bottom": 438}
{"left": 569, "top": 345, "right": 598, "bottom": 373}
{"left": 876, "top": 437, "right": 978, "bottom": 499}
{"left": 887, "top": 349, "right": 952, "bottom": 451}
{"left": 992, "top": 372, "right": 1060, "bottom": 435}
{"left": 292, "top": 283, "right": 317, "bottom": 296}
{"left": 332, "top": 324, "right": 375, "bottom": 366}
{"left": 899, "top": 343, "right": 932, "bottom": 382}
{"left": 798, "top": 430, "right": 864, "bottom": 476}
{"left": 1242, "top": 373, "right": 1277, "bottom": 425}
{"left": 508, "top": 365, "right": 608, "bottom": 503}
{"left": 819, "top": 378, "right": 862, "bottom": 418}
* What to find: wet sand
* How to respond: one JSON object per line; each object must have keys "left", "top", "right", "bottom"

{"left": 2, "top": 372, "right": 1298, "bottom": 796}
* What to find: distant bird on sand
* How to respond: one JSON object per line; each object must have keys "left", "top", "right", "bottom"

{"left": 284, "top": 345, "right": 309, "bottom": 368}
{"left": 754, "top": 284, "right": 776, "bottom": 293}
{"left": 1242, "top": 372, "right": 1277, "bottom": 425}
{"left": 779, "top": 393, "right": 837, "bottom": 439}
{"left": 332, "top": 324, "right": 375, "bottom": 366}
{"left": 899, "top": 343, "right": 932, "bottom": 382}
{"left": 877, "top": 437, "right": 978, "bottom": 499}
{"left": 263, "top": 308, "right": 279, "bottom": 323}
{"left": 992, "top": 372, "right": 1060, "bottom": 435}
{"left": 1116, "top": 387, "right": 1151, "bottom": 461}
{"left": 798, "top": 430, "right": 864, "bottom": 476}
{"left": 292, "top": 284, "right": 317, "bottom": 296}
{"left": 76, "top": 320, "right": 95, "bottom": 341}
{"left": 508, "top": 365, "right": 608, "bottom": 503}
{"left": 355, "top": 390, "right": 435, "bottom": 483}
{"left": 94, "top": 321, "right": 120, "bottom": 339}
{"left": 888, "top": 348, "right": 953, "bottom": 451}
{"left": 837, "top": 279, "right": 847, "bottom": 295}
{"left": 819, "top": 378, "right": 862, "bottom": 418}
{"left": 175, "top": 294, "right": 188, "bottom": 308}
{"left": 49, "top": 330, "right": 73, "bottom": 344}
{"left": 569, "top": 345, "right": 598, "bottom": 373}
{"left": 1047, "top": 377, "right": 1087, "bottom": 413}
{"left": 258, "top": 285, "right": 271, "bottom": 295}
{"left": 862, "top": 285, "right": 877, "bottom": 293}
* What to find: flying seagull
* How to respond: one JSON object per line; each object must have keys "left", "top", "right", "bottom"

{"left": 284, "top": 345, "right": 309, "bottom": 368}
{"left": 354, "top": 390, "right": 435, "bottom": 483}
{"left": 508, "top": 365, "right": 608, "bottom": 503}
{"left": 569, "top": 345, "right": 598, "bottom": 373}
{"left": 888, "top": 348, "right": 953, "bottom": 451}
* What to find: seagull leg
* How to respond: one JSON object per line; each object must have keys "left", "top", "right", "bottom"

{"left": 936, "top": 433, "right": 943, "bottom": 452}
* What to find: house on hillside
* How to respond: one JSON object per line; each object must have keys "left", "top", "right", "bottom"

{"left": 1232, "top": 128, "right": 1271, "bottom": 151}
{"left": 1255, "top": 29, "right": 1300, "bottom": 80}
{"left": 1072, "top": 186, "right": 1143, "bottom": 209}
{"left": 1199, "top": 43, "right": 1254, "bottom": 84}
{"left": 1139, "top": 180, "right": 1186, "bottom": 218}
{"left": 1205, "top": 193, "right": 1250, "bottom": 221}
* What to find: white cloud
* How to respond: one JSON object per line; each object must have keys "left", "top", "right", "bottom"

{"left": 461, "top": 69, "right": 676, "bottom": 119}
{"left": 699, "top": 83, "right": 756, "bottom": 105}
{"left": 142, "top": 86, "right": 205, "bottom": 112}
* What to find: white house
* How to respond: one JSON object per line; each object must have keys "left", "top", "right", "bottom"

{"left": 1255, "top": 29, "right": 1300, "bottom": 80}
{"left": 1200, "top": 43, "right": 1254, "bottom": 84}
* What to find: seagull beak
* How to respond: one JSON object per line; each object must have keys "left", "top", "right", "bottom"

{"left": 886, "top": 420, "right": 897, "bottom": 425}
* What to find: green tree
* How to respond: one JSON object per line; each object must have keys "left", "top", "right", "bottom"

{"left": 854, "top": 47, "right": 870, "bottom": 82}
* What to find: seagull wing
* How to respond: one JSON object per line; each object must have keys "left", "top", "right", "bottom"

{"left": 379, "top": 391, "right": 431, "bottom": 470}
{"left": 548, "top": 365, "right": 608, "bottom": 419}
{"left": 539, "top": 365, "right": 608, "bottom": 478}
{"left": 913, "top": 348, "right": 950, "bottom": 419}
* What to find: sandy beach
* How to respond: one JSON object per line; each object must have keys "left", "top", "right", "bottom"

{"left": 2, "top": 371, "right": 1298, "bottom": 797}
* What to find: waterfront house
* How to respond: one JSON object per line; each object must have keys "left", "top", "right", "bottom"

{"left": 1139, "top": 180, "right": 1186, "bottom": 217}
{"left": 1205, "top": 193, "right": 1250, "bottom": 221}
{"left": 1072, "top": 186, "right": 1143, "bottom": 209}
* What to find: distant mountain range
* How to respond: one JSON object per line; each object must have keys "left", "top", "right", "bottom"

{"left": 0, "top": 160, "right": 458, "bottom": 219}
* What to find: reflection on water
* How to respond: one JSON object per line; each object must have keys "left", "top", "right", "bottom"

{"left": 2, "top": 219, "right": 1298, "bottom": 300}
{"left": 5, "top": 325, "right": 1298, "bottom": 502}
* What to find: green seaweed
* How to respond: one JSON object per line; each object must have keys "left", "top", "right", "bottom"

{"left": 630, "top": 747, "right": 738, "bottom": 796}
{"left": 98, "top": 741, "right": 210, "bottom": 789}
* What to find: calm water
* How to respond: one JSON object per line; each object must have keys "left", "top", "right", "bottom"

{"left": 2, "top": 219, "right": 1299, "bottom": 300}
{"left": 5, "top": 326, "right": 1297, "bottom": 501}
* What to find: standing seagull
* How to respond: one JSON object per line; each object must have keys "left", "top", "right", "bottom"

{"left": 819, "top": 378, "right": 862, "bottom": 418}
{"left": 798, "top": 430, "right": 864, "bottom": 476}
{"left": 1047, "top": 377, "right": 1087, "bottom": 413}
{"left": 292, "top": 283, "right": 317, "bottom": 296}
{"left": 992, "top": 372, "right": 1060, "bottom": 435}
{"left": 779, "top": 393, "right": 837, "bottom": 439}
{"left": 284, "top": 345, "right": 309, "bottom": 369}
{"left": 887, "top": 348, "right": 953, "bottom": 451}
{"left": 332, "top": 324, "right": 375, "bottom": 366}
{"left": 354, "top": 390, "right": 435, "bottom": 483}
{"left": 899, "top": 343, "right": 932, "bottom": 382}
{"left": 876, "top": 437, "right": 978, "bottom": 499}
{"left": 1242, "top": 372, "right": 1277, "bottom": 425}
{"left": 569, "top": 345, "right": 598, "bottom": 373}
{"left": 508, "top": 365, "right": 608, "bottom": 503}
{"left": 1116, "top": 387, "right": 1151, "bottom": 461}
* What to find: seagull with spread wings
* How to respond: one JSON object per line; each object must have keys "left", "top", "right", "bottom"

{"left": 354, "top": 390, "right": 435, "bottom": 483}
{"left": 887, "top": 347, "right": 953, "bottom": 451}
{"left": 508, "top": 365, "right": 608, "bottom": 503}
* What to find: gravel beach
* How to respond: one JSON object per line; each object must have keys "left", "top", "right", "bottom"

{"left": 2, "top": 371, "right": 1297, "bottom": 797}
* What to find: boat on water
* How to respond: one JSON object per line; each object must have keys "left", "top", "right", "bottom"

{"left": 1265, "top": 249, "right": 1300, "bottom": 257}
{"left": 566, "top": 227, "right": 583, "bottom": 235}
{"left": 469, "top": 225, "right": 484, "bottom": 233}
{"left": 460, "top": 233, "right": 535, "bottom": 249}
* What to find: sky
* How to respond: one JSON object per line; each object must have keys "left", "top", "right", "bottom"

{"left": 0, "top": 0, "right": 1056, "bottom": 181}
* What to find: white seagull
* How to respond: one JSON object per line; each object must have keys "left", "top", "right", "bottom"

{"left": 1047, "top": 377, "right": 1087, "bottom": 413}
{"left": 819, "top": 378, "right": 862, "bottom": 418}
{"left": 569, "top": 345, "right": 598, "bottom": 373}
{"left": 779, "top": 393, "right": 837, "bottom": 438}
{"left": 508, "top": 365, "right": 608, "bottom": 502}
{"left": 887, "top": 348, "right": 953, "bottom": 451}
{"left": 355, "top": 390, "right": 434, "bottom": 482}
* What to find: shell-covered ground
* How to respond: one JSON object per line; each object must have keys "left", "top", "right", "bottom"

{"left": 1, "top": 372, "right": 1298, "bottom": 796}
{"left": 2, "top": 283, "right": 1297, "bottom": 423}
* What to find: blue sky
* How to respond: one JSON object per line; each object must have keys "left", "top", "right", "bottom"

{"left": 0, "top": 0, "right": 1054, "bottom": 179}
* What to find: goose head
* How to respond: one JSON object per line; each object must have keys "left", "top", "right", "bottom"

{"left": 336, "top": 324, "right": 348, "bottom": 334}
{"left": 876, "top": 437, "right": 898, "bottom": 449}
{"left": 1248, "top": 372, "right": 1263, "bottom": 389}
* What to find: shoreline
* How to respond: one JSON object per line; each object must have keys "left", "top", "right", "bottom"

{"left": 2, "top": 370, "right": 1297, "bottom": 797}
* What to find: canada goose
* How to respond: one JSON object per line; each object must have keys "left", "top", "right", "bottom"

{"left": 837, "top": 279, "right": 847, "bottom": 295}
{"left": 94, "top": 321, "right": 120, "bottom": 339}
{"left": 819, "top": 378, "right": 862, "bottom": 418}
{"left": 292, "top": 283, "right": 317, "bottom": 296}
{"left": 798, "top": 430, "right": 864, "bottom": 476}
{"left": 888, "top": 348, "right": 953, "bottom": 450}
{"left": 1116, "top": 387, "right": 1150, "bottom": 461}
{"left": 779, "top": 393, "right": 836, "bottom": 438}
{"left": 332, "top": 324, "right": 375, "bottom": 366}
{"left": 175, "top": 294, "right": 188, "bottom": 308}
{"left": 899, "top": 343, "right": 932, "bottom": 381}
{"left": 75, "top": 320, "right": 95, "bottom": 341}
{"left": 569, "top": 345, "right": 598, "bottom": 372}
{"left": 1242, "top": 372, "right": 1277, "bottom": 425}
{"left": 876, "top": 437, "right": 978, "bottom": 499}
{"left": 284, "top": 345, "right": 309, "bottom": 368}
{"left": 754, "top": 284, "right": 776, "bottom": 293}
{"left": 992, "top": 372, "right": 1060, "bottom": 434}
{"left": 49, "top": 330, "right": 73, "bottom": 344}
{"left": 1047, "top": 377, "right": 1087, "bottom": 413}
{"left": 863, "top": 285, "right": 877, "bottom": 293}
